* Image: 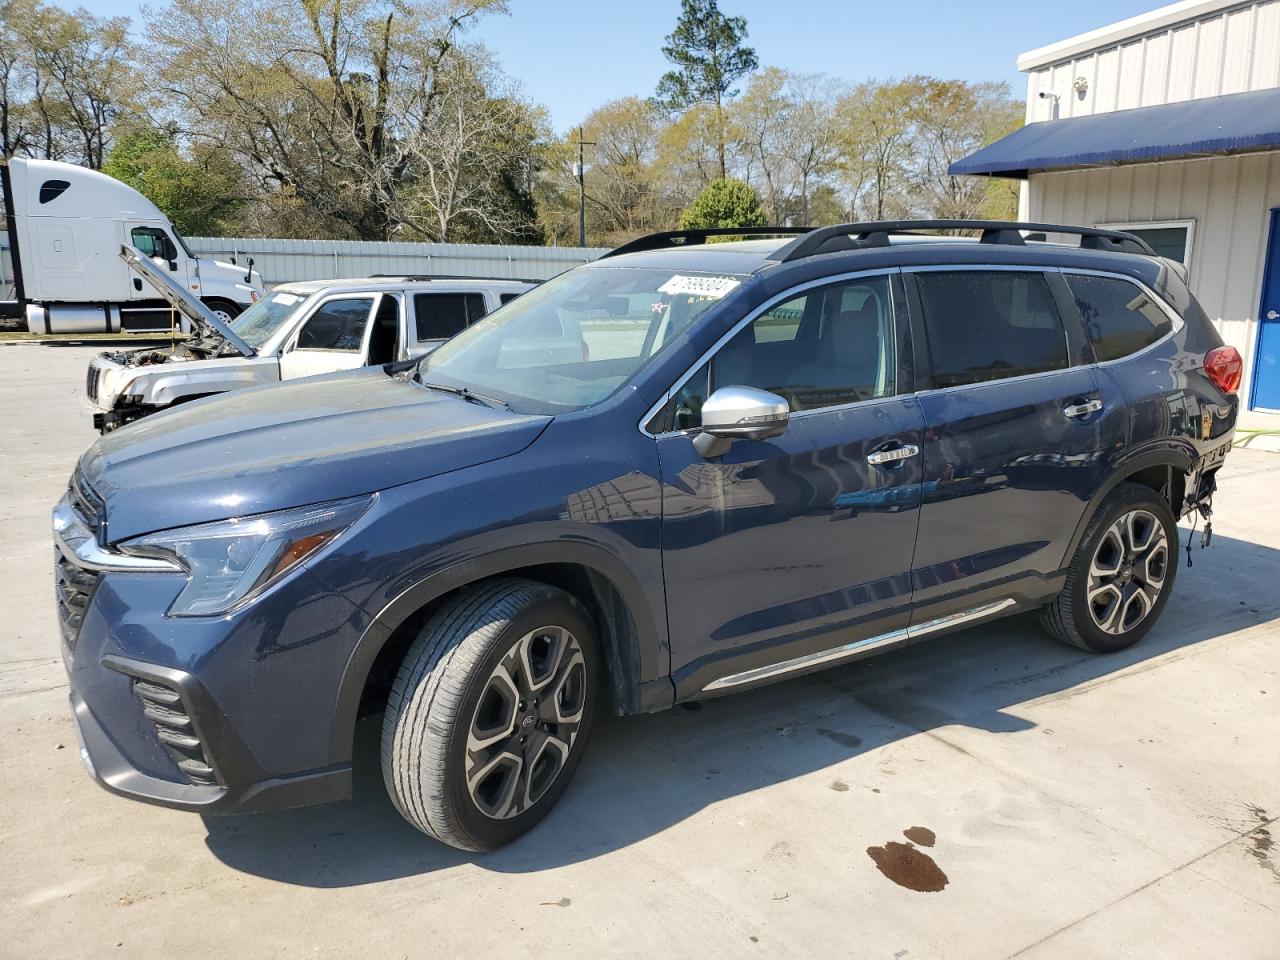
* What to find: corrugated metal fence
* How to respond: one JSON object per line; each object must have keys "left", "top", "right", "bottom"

{"left": 0, "top": 234, "right": 608, "bottom": 297}
{"left": 184, "top": 237, "right": 609, "bottom": 287}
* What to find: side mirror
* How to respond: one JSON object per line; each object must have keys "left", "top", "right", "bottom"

{"left": 692, "top": 385, "right": 789, "bottom": 458}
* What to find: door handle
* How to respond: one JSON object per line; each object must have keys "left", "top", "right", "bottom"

{"left": 867, "top": 443, "right": 920, "bottom": 465}
{"left": 1063, "top": 399, "right": 1103, "bottom": 419}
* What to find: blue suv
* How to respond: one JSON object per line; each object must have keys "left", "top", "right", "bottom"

{"left": 55, "top": 221, "right": 1241, "bottom": 850}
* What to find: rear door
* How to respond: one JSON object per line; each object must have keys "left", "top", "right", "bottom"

{"left": 657, "top": 272, "right": 926, "bottom": 696}
{"left": 905, "top": 266, "right": 1124, "bottom": 618}
{"left": 408, "top": 290, "right": 489, "bottom": 356}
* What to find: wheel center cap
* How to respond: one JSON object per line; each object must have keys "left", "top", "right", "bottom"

{"left": 521, "top": 714, "right": 536, "bottom": 728}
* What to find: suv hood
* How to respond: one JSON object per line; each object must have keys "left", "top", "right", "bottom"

{"left": 80, "top": 366, "right": 552, "bottom": 541}
{"left": 120, "top": 244, "right": 256, "bottom": 357}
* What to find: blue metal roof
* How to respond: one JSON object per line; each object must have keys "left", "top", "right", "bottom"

{"left": 951, "top": 87, "right": 1280, "bottom": 179}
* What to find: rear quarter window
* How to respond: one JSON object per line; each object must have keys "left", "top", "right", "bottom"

{"left": 1066, "top": 275, "right": 1174, "bottom": 362}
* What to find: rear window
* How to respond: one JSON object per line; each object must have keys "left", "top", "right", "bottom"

{"left": 1066, "top": 275, "right": 1174, "bottom": 362}
{"left": 415, "top": 293, "right": 487, "bottom": 341}
{"left": 914, "top": 271, "right": 1069, "bottom": 388}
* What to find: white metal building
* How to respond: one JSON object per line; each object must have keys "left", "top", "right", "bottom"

{"left": 953, "top": 0, "right": 1280, "bottom": 415}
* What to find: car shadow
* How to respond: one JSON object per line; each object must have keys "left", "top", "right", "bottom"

{"left": 202, "top": 531, "right": 1278, "bottom": 886}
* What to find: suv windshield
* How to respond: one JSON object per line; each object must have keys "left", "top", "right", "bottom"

{"left": 229, "top": 291, "right": 307, "bottom": 349}
{"left": 419, "top": 266, "right": 745, "bottom": 413}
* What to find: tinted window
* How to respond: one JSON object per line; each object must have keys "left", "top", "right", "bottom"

{"left": 914, "top": 271, "right": 1067, "bottom": 388}
{"left": 1067, "top": 275, "right": 1173, "bottom": 362}
{"left": 500, "top": 292, "right": 523, "bottom": 305}
{"left": 296, "top": 297, "right": 374, "bottom": 351}
{"left": 710, "top": 275, "right": 896, "bottom": 413}
{"left": 39, "top": 179, "right": 70, "bottom": 204}
{"left": 415, "top": 293, "right": 487, "bottom": 341}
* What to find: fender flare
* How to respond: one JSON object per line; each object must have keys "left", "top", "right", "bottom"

{"left": 327, "top": 540, "right": 671, "bottom": 764}
{"left": 1061, "top": 441, "right": 1196, "bottom": 567}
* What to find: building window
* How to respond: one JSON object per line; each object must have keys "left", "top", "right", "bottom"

{"left": 1098, "top": 220, "right": 1195, "bottom": 265}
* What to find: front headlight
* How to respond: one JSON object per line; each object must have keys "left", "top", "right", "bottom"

{"left": 119, "top": 495, "right": 373, "bottom": 617}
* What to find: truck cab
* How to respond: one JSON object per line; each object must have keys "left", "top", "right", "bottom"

{"left": 1, "top": 157, "right": 263, "bottom": 332}
{"left": 86, "top": 266, "right": 535, "bottom": 432}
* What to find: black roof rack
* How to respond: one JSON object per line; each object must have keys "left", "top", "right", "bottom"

{"left": 368, "top": 274, "right": 542, "bottom": 284}
{"left": 770, "top": 219, "right": 1158, "bottom": 261}
{"left": 599, "top": 226, "right": 812, "bottom": 260}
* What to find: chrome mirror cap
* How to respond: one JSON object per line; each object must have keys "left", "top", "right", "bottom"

{"left": 694, "top": 385, "right": 790, "bottom": 457}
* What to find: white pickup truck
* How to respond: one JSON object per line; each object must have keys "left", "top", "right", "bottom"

{"left": 84, "top": 245, "right": 534, "bottom": 432}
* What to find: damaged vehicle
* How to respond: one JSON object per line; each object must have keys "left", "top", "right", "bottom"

{"left": 83, "top": 245, "right": 534, "bottom": 432}
{"left": 56, "top": 221, "right": 1239, "bottom": 852}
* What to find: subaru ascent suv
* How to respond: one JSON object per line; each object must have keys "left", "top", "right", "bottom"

{"left": 54, "top": 221, "right": 1240, "bottom": 851}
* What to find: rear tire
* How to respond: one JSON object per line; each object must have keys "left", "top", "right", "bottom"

{"left": 380, "top": 578, "right": 599, "bottom": 851}
{"left": 1040, "top": 482, "right": 1178, "bottom": 653}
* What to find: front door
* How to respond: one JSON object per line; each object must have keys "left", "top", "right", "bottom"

{"left": 906, "top": 267, "right": 1122, "bottom": 618}
{"left": 1252, "top": 208, "right": 1280, "bottom": 412}
{"left": 657, "top": 273, "right": 925, "bottom": 697}
{"left": 127, "top": 223, "right": 192, "bottom": 302}
{"left": 279, "top": 294, "right": 379, "bottom": 380}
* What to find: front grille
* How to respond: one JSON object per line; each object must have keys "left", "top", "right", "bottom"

{"left": 132, "top": 679, "right": 219, "bottom": 786}
{"left": 54, "top": 547, "right": 100, "bottom": 648}
{"left": 68, "top": 470, "right": 105, "bottom": 543}
{"left": 55, "top": 471, "right": 106, "bottom": 649}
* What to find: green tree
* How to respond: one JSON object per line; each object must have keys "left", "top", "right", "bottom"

{"left": 678, "top": 177, "right": 765, "bottom": 230}
{"left": 654, "top": 0, "right": 757, "bottom": 180}
{"left": 103, "top": 125, "right": 245, "bottom": 234}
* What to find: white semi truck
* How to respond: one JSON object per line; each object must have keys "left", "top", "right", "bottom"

{"left": 0, "top": 157, "right": 263, "bottom": 333}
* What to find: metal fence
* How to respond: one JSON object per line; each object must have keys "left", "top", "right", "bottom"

{"left": 0, "top": 234, "right": 609, "bottom": 298}
{"left": 184, "top": 237, "right": 609, "bottom": 287}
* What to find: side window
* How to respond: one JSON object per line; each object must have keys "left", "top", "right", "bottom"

{"left": 295, "top": 297, "right": 375, "bottom": 351}
{"left": 711, "top": 275, "right": 896, "bottom": 412}
{"left": 914, "top": 271, "right": 1068, "bottom": 388}
{"left": 130, "top": 227, "right": 174, "bottom": 260}
{"left": 1066, "top": 275, "right": 1173, "bottom": 362}
{"left": 500, "top": 292, "right": 523, "bottom": 305}
{"left": 414, "top": 293, "right": 488, "bottom": 341}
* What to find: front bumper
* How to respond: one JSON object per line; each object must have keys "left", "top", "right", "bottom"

{"left": 57, "top": 493, "right": 371, "bottom": 815}
{"left": 69, "top": 660, "right": 351, "bottom": 814}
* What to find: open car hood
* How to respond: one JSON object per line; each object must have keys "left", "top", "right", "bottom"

{"left": 119, "top": 244, "right": 256, "bottom": 357}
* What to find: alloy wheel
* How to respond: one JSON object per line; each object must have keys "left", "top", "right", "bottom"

{"left": 1087, "top": 508, "right": 1169, "bottom": 635}
{"left": 465, "top": 625, "right": 588, "bottom": 820}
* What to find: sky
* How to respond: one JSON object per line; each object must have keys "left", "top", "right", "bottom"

{"left": 86, "top": 0, "right": 1167, "bottom": 132}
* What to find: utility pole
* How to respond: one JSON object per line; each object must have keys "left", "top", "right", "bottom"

{"left": 573, "top": 127, "right": 595, "bottom": 248}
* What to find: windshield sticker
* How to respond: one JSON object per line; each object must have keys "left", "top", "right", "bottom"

{"left": 658, "top": 275, "right": 741, "bottom": 299}
{"left": 272, "top": 293, "right": 301, "bottom": 305}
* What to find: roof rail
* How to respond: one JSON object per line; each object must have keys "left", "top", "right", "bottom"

{"left": 600, "top": 226, "right": 812, "bottom": 259}
{"left": 771, "top": 219, "right": 1157, "bottom": 261}
{"left": 368, "top": 274, "right": 542, "bottom": 284}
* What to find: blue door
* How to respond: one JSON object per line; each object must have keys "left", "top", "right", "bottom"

{"left": 905, "top": 268, "right": 1126, "bottom": 616}
{"left": 1253, "top": 208, "right": 1280, "bottom": 411}
{"left": 656, "top": 273, "right": 924, "bottom": 696}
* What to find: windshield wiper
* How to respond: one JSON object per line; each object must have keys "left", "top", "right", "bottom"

{"left": 418, "top": 379, "right": 510, "bottom": 410}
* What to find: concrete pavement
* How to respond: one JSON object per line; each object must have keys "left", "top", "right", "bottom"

{"left": 1, "top": 341, "right": 1276, "bottom": 959}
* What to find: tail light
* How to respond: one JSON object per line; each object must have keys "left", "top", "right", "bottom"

{"left": 1204, "top": 346, "right": 1242, "bottom": 394}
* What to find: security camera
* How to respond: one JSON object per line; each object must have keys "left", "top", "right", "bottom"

{"left": 1038, "top": 91, "right": 1059, "bottom": 101}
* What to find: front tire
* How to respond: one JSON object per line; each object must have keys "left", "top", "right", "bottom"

{"left": 381, "top": 578, "right": 599, "bottom": 851}
{"left": 1040, "top": 482, "right": 1178, "bottom": 653}
{"left": 201, "top": 298, "right": 241, "bottom": 323}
